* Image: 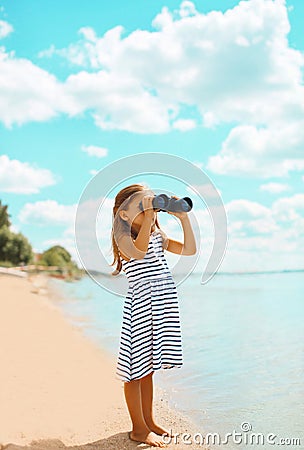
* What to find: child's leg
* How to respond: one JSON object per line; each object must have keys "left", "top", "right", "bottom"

{"left": 140, "top": 372, "right": 172, "bottom": 437}
{"left": 124, "top": 377, "right": 167, "bottom": 447}
{"left": 140, "top": 372, "right": 155, "bottom": 427}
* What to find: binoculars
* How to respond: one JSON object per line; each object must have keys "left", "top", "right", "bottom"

{"left": 139, "top": 194, "right": 193, "bottom": 213}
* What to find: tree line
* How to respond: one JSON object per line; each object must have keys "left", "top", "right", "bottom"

{"left": 0, "top": 200, "right": 81, "bottom": 276}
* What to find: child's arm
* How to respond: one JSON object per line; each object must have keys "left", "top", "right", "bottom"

{"left": 166, "top": 215, "right": 196, "bottom": 255}
{"left": 163, "top": 197, "right": 197, "bottom": 256}
{"left": 165, "top": 213, "right": 196, "bottom": 256}
{"left": 117, "top": 195, "right": 155, "bottom": 260}
{"left": 118, "top": 229, "right": 148, "bottom": 261}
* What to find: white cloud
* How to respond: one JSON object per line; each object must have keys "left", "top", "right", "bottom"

{"left": 0, "top": 48, "right": 77, "bottom": 127}
{"left": 213, "top": 193, "right": 304, "bottom": 271}
{"left": 187, "top": 193, "right": 304, "bottom": 272}
{"left": 1, "top": 42, "right": 168, "bottom": 133}
{"left": 179, "top": 1, "right": 198, "bottom": 18}
{"left": 0, "top": 0, "right": 303, "bottom": 174}
{"left": 0, "top": 154, "right": 56, "bottom": 194}
{"left": 226, "top": 199, "right": 270, "bottom": 220}
{"left": 186, "top": 183, "right": 221, "bottom": 198}
{"left": 34, "top": 0, "right": 304, "bottom": 140}
{"left": 65, "top": 70, "right": 172, "bottom": 133}
{"left": 19, "top": 200, "right": 77, "bottom": 225}
{"left": 37, "top": 44, "right": 56, "bottom": 59}
{"left": 207, "top": 123, "right": 304, "bottom": 178}
{"left": 224, "top": 195, "right": 304, "bottom": 242}
{"left": 259, "top": 182, "right": 291, "bottom": 194}
{"left": 81, "top": 145, "right": 108, "bottom": 157}
{"left": 271, "top": 193, "right": 304, "bottom": 222}
{"left": 202, "top": 112, "right": 218, "bottom": 129}
{"left": 225, "top": 198, "right": 279, "bottom": 236}
{"left": 172, "top": 119, "right": 196, "bottom": 131}
{"left": 0, "top": 19, "right": 13, "bottom": 38}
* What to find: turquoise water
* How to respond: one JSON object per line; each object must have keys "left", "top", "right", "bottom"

{"left": 49, "top": 271, "right": 304, "bottom": 448}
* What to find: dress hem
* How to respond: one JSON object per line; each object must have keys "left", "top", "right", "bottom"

{"left": 115, "top": 363, "right": 183, "bottom": 383}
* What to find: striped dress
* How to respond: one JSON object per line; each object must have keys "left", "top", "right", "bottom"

{"left": 116, "top": 229, "right": 183, "bottom": 382}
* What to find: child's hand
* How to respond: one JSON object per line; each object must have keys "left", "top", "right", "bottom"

{"left": 167, "top": 196, "right": 188, "bottom": 220}
{"left": 141, "top": 195, "right": 155, "bottom": 220}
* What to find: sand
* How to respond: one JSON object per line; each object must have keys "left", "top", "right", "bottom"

{"left": 0, "top": 273, "right": 210, "bottom": 450}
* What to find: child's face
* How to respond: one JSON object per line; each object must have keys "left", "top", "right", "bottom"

{"left": 120, "top": 190, "right": 157, "bottom": 231}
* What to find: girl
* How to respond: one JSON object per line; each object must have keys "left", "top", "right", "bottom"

{"left": 111, "top": 184, "right": 196, "bottom": 448}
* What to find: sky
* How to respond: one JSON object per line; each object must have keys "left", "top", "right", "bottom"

{"left": 0, "top": 0, "right": 304, "bottom": 274}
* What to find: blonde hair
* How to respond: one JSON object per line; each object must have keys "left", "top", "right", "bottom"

{"left": 110, "top": 183, "right": 162, "bottom": 275}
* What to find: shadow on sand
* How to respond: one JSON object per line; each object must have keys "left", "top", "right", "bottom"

{"left": 0, "top": 432, "right": 155, "bottom": 450}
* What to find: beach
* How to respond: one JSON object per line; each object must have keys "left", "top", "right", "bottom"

{"left": 0, "top": 273, "right": 208, "bottom": 450}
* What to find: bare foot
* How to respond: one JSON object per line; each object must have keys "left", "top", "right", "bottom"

{"left": 148, "top": 423, "right": 174, "bottom": 437}
{"left": 129, "top": 430, "right": 167, "bottom": 447}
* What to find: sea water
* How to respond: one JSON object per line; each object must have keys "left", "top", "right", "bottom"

{"left": 49, "top": 271, "right": 304, "bottom": 449}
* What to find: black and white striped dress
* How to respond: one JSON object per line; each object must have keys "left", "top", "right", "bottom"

{"left": 116, "top": 229, "right": 183, "bottom": 382}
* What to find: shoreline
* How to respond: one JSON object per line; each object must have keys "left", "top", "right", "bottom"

{"left": 0, "top": 273, "right": 210, "bottom": 450}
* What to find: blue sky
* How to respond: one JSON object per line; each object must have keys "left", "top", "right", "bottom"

{"left": 0, "top": 0, "right": 304, "bottom": 273}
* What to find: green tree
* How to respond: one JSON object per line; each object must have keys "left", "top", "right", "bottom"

{"left": 0, "top": 226, "right": 33, "bottom": 265}
{"left": 40, "top": 245, "right": 72, "bottom": 267}
{"left": 0, "top": 200, "right": 11, "bottom": 229}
